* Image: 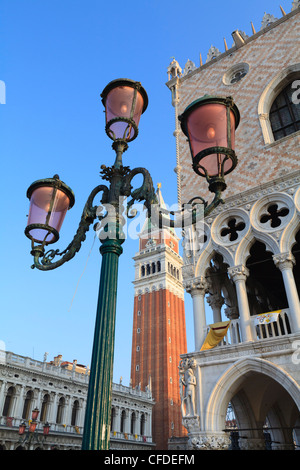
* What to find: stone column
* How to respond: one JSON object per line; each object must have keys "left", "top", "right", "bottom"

{"left": 124, "top": 409, "right": 130, "bottom": 434}
{"left": 14, "top": 384, "right": 25, "bottom": 419}
{"left": 65, "top": 396, "right": 72, "bottom": 426}
{"left": 228, "top": 265, "right": 253, "bottom": 342}
{"left": 185, "top": 277, "right": 208, "bottom": 350}
{"left": 78, "top": 398, "right": 85, "bottom": 428}
{"left": 49, "top": 392, "right": 58, "bottom": 424}
{"left": 0, "top": 381, "right": 6, "bottom": 411}
{"left": 13, "top": 385, "right": 24, "bottom": 419}
{"left": 273, "top": 252, "right": 300, "bottom": 332}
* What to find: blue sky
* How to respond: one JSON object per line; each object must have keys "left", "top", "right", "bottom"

{"left": 0, "top": 0, "right": 293, "bottom": 385}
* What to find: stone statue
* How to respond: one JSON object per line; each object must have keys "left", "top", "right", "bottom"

{"left": 179, "top": 359, "right": 196, "bottom": 417}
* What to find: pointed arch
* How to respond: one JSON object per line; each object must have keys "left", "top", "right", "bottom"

{"left": 195, "top": 242, "right": 234, "bottom": 278}
{"left": 205, "top": 356, "right": 300, "bottom": 433}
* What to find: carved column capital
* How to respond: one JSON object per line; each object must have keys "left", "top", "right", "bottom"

{"left": 184, "top": 276, "right": 208, "bottom": 295}
{"left": 206, "top": 293, "right": 224, "bottom": 310}
{"left": 224, "top": 306, "right": 239, "bottom": 320}
{"left": 273, "top": 252, "right": 295, "bottom": 271}
{"left": 228, "top": 265, "right": 249, "bottom": 283}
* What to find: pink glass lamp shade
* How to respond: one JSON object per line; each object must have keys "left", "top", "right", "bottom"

{"left": 101, "top": 79, "right": 148, "bottom": 142}
{"left": 25, "top": 175, "right": 75, "bottom": 245}
{"left": 178, "top": 95, "right": 240, "bottom": 179}
{"left": 29, "top": 421, "right": 37, "bottom": 433}
{"left": 31, "top": 408, "right": 39, "bottom": 420}
{"left": 43, "top": 422, "right": 50, "bottom": 436}
{"left": 19, "top": 422, "right": 26, "bottom": 435}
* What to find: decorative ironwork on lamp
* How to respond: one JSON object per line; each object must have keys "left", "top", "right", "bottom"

{"left": 18, "top": 408, "right": 50, "bottom": 449}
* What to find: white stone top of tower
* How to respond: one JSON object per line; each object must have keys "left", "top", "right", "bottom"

{"left": 167, "top": 57, "right": 182, "bottom": 80}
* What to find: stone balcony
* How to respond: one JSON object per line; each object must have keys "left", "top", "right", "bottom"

{"left": 202, "top": 308, "right": 293, "bottom": 349}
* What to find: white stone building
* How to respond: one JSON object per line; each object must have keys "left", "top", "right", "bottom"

{"left": 0, "top": 351, "right": 154, "bottom": 450}
{"left": 166, "top": 3, "right": 300, "bottom": 450}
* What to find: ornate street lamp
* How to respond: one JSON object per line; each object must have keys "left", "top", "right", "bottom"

{"left": 18, "top": 421, "right": 27, "bottom": 436}
{"left": 18, "top": 409, "right": 50, "bottom": 449}
{"left": 24, "top": 79, "right": 240, "bottom": 450}
{"left": 179, "top": 95, "right": 240, "bottom": 194}
{"left": 102, "top": 78, "right": 148, "bottom": 144}
{"left": 25, "top": 175, "right": 75, "bottom": 247}
{"left": 31, "top": 407, "right": 40, "bottom": 421}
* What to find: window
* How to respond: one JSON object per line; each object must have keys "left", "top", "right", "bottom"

{"left": 56, "top": 397, "right": 65, "bottom": 424}
{"left": 2, "top": 386, "right": 15, "bottom": 417}
{"left": 270, "top": 81, "right": 300, "bottom": 140}
{"left": 131, "top": 412, "right": 136, "bottom": 434}
{"left": 40, "top": 394, "right": 50, "bottom": 422}
{"left": 140, "top": 413, "right": 145, "bottom": 435}
{"left": 258, "top": 64, "right": 300, "bottom": 145}
{"left": 121, "top": 410, "right": 126, "bottom": 433}
{"left": 71, "top": 400, "right": 80, "bottom": 426}
{"left": 22, "top": 390, "right": 34, "bottom": 419}
{"left": 230, "top": 70, "right": 247, "bottom": 84}
{"left": 223, "top": 63, "right": 249, "bottom": 86}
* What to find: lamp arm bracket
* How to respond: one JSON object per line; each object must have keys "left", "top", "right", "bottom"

{"left": 203, "top": 189, "right": 225, "bottom": 217}
{"left": 122, "top": 167, "right": 158, "bottom": 219}
{"left": 31, "top": 184, "right": 109, "bottom": 270}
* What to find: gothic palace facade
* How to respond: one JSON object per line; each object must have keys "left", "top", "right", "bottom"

{"left": 167, "top": 2, "right": 300, "bottom": 450}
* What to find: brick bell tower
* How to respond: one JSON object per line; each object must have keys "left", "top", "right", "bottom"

{"left": 130, "top": 185, "right": 187, "bottom": 450}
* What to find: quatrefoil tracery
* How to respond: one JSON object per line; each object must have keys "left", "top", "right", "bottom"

{"left": 220, "top": 218, "right": 246, "bottom": 242}
{"left": 260, "top": 204, "right": 289, "bottom": 228}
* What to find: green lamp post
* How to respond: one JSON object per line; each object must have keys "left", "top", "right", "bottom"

{"left": 24, "top": 81, "right": 239, "bottom": 450}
